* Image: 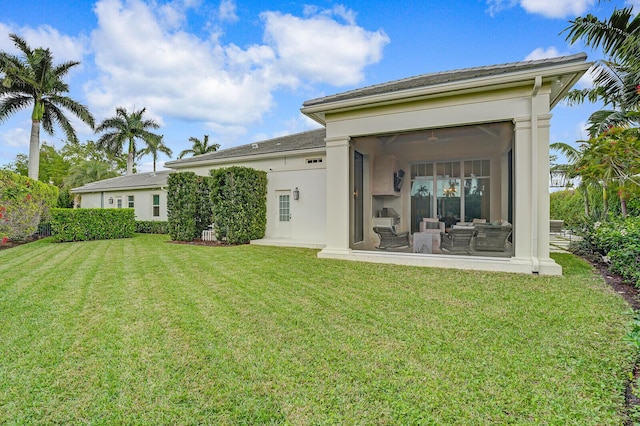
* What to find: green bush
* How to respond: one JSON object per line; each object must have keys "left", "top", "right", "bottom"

{"left": 0, "top": 170, "right": 58, "bottom": 242}
{"left": 573, "top": 217, "right": 640, "bottom": 286}
{"left": 167, "top": 172, "right": 212, "bottom": 242}
{"left": 135, "top": 220, "right": 168, "bottom": 234}
{"left": 209, "top": 166, "right": 267, "bottom": 245}
{"left": 550, "top": 189, "right": 586, "bottom": 228}
{"left": 50, "top": 208, "right": 135, "bottom": 242}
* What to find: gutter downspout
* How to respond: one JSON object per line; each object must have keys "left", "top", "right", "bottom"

{"left": 530, "top": 76, "right": 542, "bottom": 274}
{"left": 101, "top": 191, "right": 104, "bottom": 209}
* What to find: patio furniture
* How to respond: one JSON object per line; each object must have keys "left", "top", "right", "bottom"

{"left": 550, "top": 220, "right": 564, "bottom": 234}
{"left": 440, "top": 228, "right": 477, "bottom": 254}
{"left": 373, "top": 226, "right": 410, "bottom": 249}
{"left": 419, "top": 218, "right": 445, "bottom": 234}
{"left": 413, "top": 232, "right": 434, "bottom": 254}
{"left": 473, "top": 223, "right": 512, "bottom": 252}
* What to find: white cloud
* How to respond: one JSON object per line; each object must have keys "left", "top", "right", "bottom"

{"left": 626, "top": 0, "right": 640, "bottom": 10}
{"left": 0, "top": 127, "right": 29, "bottom": 148}
{"left": 219, "top": 0, "right": 238, "bottom": 23}
{"left": 487, "top": 0, "right": 596, "bottom": 18}
{"left": 88, "top": 0, "right": 276, "bottom": 126}
{"left": 261, "top": 8, "right": 389, "bottom": 86}
{"left": 0, "top": 23, "right": 88, "bottom": 65}
{"left": 525, "top": 47, "right": 564, "bottom": 61}
{"left": 86, "top": 0, "right": 388, "bottom": 139}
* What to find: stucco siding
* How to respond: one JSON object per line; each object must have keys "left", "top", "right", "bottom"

{"left": 78, "top": 189, "right": 167, "bottom": 221}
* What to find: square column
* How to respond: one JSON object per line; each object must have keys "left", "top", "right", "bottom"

{"left": 319, "top": 136, "right": 352, "bottom": 256}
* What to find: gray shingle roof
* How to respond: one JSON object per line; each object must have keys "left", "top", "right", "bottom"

{"left": 166, "top": 128, "right": 326, "bottom": 167}
{"left": 303, "top": 53, "right": 588, "bottom": 107}
{"left": 72, "top": 170, "right": 171, "bottom": 193}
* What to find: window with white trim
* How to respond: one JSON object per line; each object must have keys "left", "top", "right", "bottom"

{"left": 152, "top": 194, "right": 160, "bottom": 217}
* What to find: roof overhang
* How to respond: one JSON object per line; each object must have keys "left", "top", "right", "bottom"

{"left": 301, "top": 59, "right": 591, "bottom": 126}
{"left": 166, "top": 146, "right": 326, "bottom": 169}
{"left": 71, "top": 183, "right": 167, "bottom": 194}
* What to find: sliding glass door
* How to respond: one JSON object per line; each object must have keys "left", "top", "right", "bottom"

{"left": 411, "top": 159, "right": 490, "bottom": 233}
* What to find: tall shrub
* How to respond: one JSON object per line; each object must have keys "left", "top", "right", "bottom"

{"left": 0, "top": 170, "right": 58, "bottom": 241}
{"left": 210, "top": 166, "right": 267, "bottom": 244}
{"left": 167, "top": 172, "right": 212, "bottom": 241}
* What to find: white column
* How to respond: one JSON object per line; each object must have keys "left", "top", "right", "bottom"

{"left": 512, "top": 117, "right": 533, "bottom": 263}
{"left": 535, "top": 114, "right": 562, "bottom": 275}
{"left": 319, "top": 136, "right": 352, "bottom": 256}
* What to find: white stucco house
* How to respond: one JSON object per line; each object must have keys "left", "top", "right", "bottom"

{"left": 72, "top": 171, "right": 171, "bottom": 221}
{"left": 73, "top": 53, "right": 591, "bottom": 275}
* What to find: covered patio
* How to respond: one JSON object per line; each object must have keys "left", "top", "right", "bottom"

{"left": 302, "top": 54, "right": 591, "bottom": 275}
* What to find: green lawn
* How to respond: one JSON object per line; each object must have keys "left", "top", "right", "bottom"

{"left": 0, "top": 234, "right": 634, "bottom": 424}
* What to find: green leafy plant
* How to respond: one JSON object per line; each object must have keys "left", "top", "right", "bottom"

{"left": 166, "top": 172, "right": 212, "bottom": 241}
{"left": 209, "top": 166, "right": 266, "bottom": 245}
{"left": 573, "top": 217, "right": 640, "bottom": 287}
{"left": 0, "top": 170, "right": 58, "bottom": 242}
{"left": 50, "top": 208, "right": 135, "bottom": 242}
{"left": 135, "top": 220, "right": 168, "bottom": 234}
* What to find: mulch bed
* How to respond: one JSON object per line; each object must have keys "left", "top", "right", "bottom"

{"left": 586, "top": 259, "right": 640, "bottom": 425}
{"left": 165, "top": 238, "right": 235, "bottom": 247}
{"left": 0, "top": 235, "right": 42, "bottom": 250}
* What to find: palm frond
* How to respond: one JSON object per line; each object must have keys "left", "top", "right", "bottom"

{"left": 0, "top": 94, "right": 32, "bottom": 122}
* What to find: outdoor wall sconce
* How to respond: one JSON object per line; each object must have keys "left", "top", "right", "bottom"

{"left": 108, "top": 197, "right": 113, "bottom": 204}
{"left": 293, "top": 187, "right": 300, "bottom": 200}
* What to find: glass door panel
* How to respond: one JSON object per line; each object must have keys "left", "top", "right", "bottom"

{"left": 410, "top": 163, "right": 434, "bottom": 233}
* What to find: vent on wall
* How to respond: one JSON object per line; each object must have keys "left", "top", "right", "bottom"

{"left": 306, "top": 158, "right": 323, "bottom": 164}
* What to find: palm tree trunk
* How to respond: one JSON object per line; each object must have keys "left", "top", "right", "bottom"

{"left": 580, "top": 185, "right": 590, "bottom": 217}
{"left": 127, "top": 151, "right": 134, "bottom": 175}
{"left": 127, "top": 136, "right": 134, "bottom": 175}
{"left": 28, "top": 120, "right": 40, "bottom": 180}
{"left": 620, "top": 197, "right": 628, "bottom": 218}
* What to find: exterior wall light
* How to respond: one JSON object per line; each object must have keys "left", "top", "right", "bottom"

{"left": 108, "top": 197, "right": 114, "bottom": 204}
{"left": 293, "top": 187, "right": 300, "bottom": 200}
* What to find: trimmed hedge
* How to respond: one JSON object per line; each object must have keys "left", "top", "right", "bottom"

{"left": 167, "top": 172, "right": 212, "bottom": 242}
{"left": 50, "top": 208, "right": 135, "bottom": 242}
{"left": 135, "top": 220, "right": 168, "bottom": 234}
{"left": 210, "top": 166, "right": 267, "bottom": 244}
{"left": 0, "top": 170, "right": 58, "bottom": 242}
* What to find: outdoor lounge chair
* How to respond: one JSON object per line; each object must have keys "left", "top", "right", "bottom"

{"left": 373, "top": 226, "right": 410, "bottom": 249}
{"left": 550, "top": 220, "right": 564, "bottom": 234}
{"left": 440, "top": 228, "right": 477, "bottom": 254}
{"left": 473, "top": 224, "right": 512, "bottom": 252}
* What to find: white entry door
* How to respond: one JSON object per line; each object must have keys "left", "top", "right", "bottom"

{"left": 275, "top": 190, "right": 292, "bottom": 239}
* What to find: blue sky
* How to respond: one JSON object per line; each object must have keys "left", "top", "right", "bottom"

{"left": 0, "top": 0, "right": 636, "bottom": 171}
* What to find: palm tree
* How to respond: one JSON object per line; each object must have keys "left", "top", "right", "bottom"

{"left": 95, "top": 107, "right": 161, "bottom": 175}
{"left": 0, "top": 33, "right": 95, "bottom": 180}
{"left": 138, "top": 135, "right": 172, "bottom": 172}
{"left": 64, "top": 159, "right": 119, "bottom": 189}
{"left": 178, "top": 134, "right": 220, "bottom": 159}
{"left": 64, "top": 159, "right": 119, "bottom": 208}
{"left": 564, "top": 7, "right": 640, "bottom": 136}
{"left": 551, "top": 141, "right": 595, "bottom": 218}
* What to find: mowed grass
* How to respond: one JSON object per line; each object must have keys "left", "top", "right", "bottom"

{"left": 0, "top": 234, "right": 634, "bottom": 424}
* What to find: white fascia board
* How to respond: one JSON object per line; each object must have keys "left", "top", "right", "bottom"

{"left": 166, "top": 147, "right": 326, "bottom": 170}
{"left": 301, "top": 62, "right": 592, "bottom": 124}
{"left": 72, "top": 184, "right": 165, "bottom": 194}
